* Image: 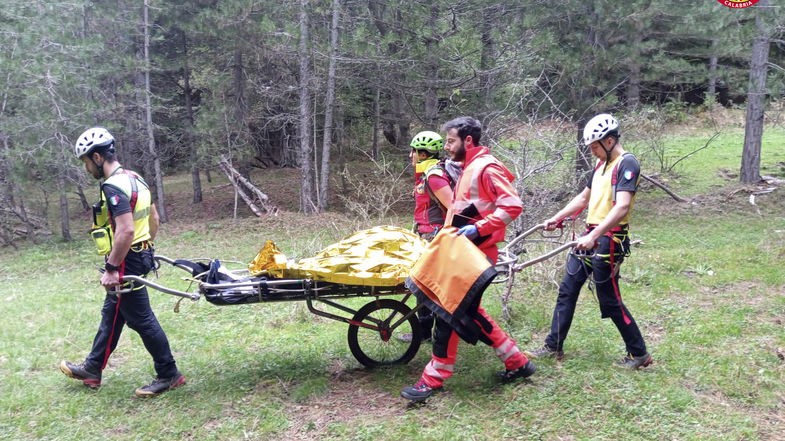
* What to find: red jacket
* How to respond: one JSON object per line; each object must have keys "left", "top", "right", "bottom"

{"left": 414, "top": 160, "right": 451, "bottom": 233}
{"left": 445, "top": 145, "right": 522, "bottom": 261}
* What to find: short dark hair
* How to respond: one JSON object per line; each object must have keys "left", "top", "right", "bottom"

{"left": 415, "top": 149, "right": 439, "bottom": 159}
{"left": 604, "top": 130, "right": 621, "bottom": 143}
{"left": 94, "top": 145, "right": 116, "bottom": 162}
{"left": 442, "top": 116, "right": 482, "bottom": 145}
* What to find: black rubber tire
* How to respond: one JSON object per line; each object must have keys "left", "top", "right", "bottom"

{"left": 347, "top": 298, "right": 422, "bottom": 368}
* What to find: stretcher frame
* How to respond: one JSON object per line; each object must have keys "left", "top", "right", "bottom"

{"left": 494, "top": 222, "right": 578, "bottom": 283}
{"left": 117, "top": 255, "right": 424, "bottom": 368}
{"left": 116, "top": 225, "right": 576, "bottom": 369}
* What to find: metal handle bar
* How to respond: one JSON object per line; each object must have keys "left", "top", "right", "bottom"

{"left": 120, "top": 275, "right": 201, "bottom": 301}
{"left": 499, "top": 223, "right": 546, "bottom": 255}
{"left": 510, "top": 240, "right": 578, "bottom": 273}
{"left": 155, "top": 255, "right": 249, "bottom": 277}
{"left": 154, "top": 255, "right": 196, "bottom": 274}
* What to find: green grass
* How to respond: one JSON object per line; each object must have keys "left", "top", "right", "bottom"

{"left": 2, "top": 123, "right": 785, "bottom": 440}
{"left": 627, "top": 126, "right": 785, "bottom": 196}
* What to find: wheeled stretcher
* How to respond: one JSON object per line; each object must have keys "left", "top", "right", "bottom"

{"left": 115, "top": 224, "right": 575, "bottom": 368}
{"left": 120, "top": 254, "right": 423, "bottom": 368}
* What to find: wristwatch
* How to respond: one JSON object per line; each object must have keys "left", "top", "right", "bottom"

{"left": 104, "top": 262, "right": 121, "bottom": 272}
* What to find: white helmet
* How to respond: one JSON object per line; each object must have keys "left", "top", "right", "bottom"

{"left": 582, "top": 113, "right": 619, "bottom": 146}
{"left": 74, "top": 127, "right": 115, "bottom": 158}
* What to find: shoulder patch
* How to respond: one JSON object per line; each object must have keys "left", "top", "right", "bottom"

{"left": 109, "top": 195, "right": 121, "bottom": 206}
{"left": 624, "top": 170, "right": 634, "bottom": 180}
{"left": 424, "top": 166, "right": 444, "bottom": 178}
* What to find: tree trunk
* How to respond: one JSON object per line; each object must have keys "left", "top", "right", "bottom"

{"left": 707, "top": 39, "right": 718, "bottom": 103}
{"left": 424, "top": 5, "right": 439, "bottom": 127}
{"left": 575, "top": 118, "right": 592, "bottom": 190}
{"left": 479, "top": 5, "right": 498, "bottom": 119}
{"left": 191, "top": 166, "right": 202, "bottom": 203}
{"left": 627, "top": 61, "right": 641, "bottom": 109}
{"left": 367, "top": 2, "right": 409, "bottom": 151}
{"left": 76, "top": 185, "right": 90, "bottom": 211}
{"left": 231, "top": 48, "right": 250, "bottom": 179}
{"left": 372, "top": 87, "right": 380, "bottom": 160}
{"left": 142, "top": 0, "right": 167, "bottom": 222}
{"left": 298, "top": 0, "right": 316, "bottom": 214}
{"left": 626, "top": 21, "right": 642, "bottom": 110}
{"left": 39, "top": 185, "right": 49, "bottom": 222}
{"left": 57, "top": 173, "right": 72, "bottom": 241}
{"left": 741, "top": 0, "right": 770, "bottom": 184}
{"left": 232, "top": 50, "right": 246, "bottom": 124}
{"left": 319, "top": 0, "right": 341, "bottom": 211}
{"left": 182, "top": 30, "right": 202, "bottom": 203}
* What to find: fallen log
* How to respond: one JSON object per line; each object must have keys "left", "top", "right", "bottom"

{"left": 641, "top": 174, "right": 689, "bottom": 203}
{"left": 218, "top": 156, "right": 278, "bottom": 217}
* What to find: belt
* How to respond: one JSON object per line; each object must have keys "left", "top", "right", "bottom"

{"left": 587, "top": 224, "right": 628, "bottom": 233}
{"left": 130, "top": 240, "right": 153, "bottom": 252}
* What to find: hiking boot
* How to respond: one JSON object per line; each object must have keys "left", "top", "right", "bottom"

{"left": 498, "top": 360, "right": 537, "bottom": 383}
{"left": 396, "top": 333, "right": 432, "bottom": 344}
{"left": 134, "top": 372, "right": 186, "bottom": 397}
{"left": 400, "top": 381, "right": 442, "bottom": 402}
{"left": 614, "top": 353, "right": 653, "bottom": 370}
{"left": 59, "top": 360, "right": 101, "bottom": 389}
{"left": 523, "top": 345, "right": 564, "bottom": 360}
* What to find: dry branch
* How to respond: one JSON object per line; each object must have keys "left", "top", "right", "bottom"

{"left": 641, "top": 174, "right": 689, "bottom": 203}
{"left": 218, "top": 156, "right": 278, "bottom": 217}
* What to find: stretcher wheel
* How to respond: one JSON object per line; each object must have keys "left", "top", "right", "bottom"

{"left": 347, "top": 298, "right": 422, "bottom": 368}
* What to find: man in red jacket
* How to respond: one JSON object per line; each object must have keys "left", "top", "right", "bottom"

{"left": 401, "top": 116, "right": 535, "bottom": 402}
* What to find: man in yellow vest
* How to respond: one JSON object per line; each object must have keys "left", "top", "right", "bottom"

{"left": 59, "top": 127, "right": 185, "bottom": 396}
{"left": 524, "top": 113, "right": 652, "bottom": 369}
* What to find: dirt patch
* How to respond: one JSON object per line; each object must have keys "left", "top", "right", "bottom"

{"left": 705, "top": 281, "right": 783, "bottom": 309}
{"left": 642, "top": 321, "right": 667, "bottom": 346}
{"left": 637, "top": 180, "right": 784, "bottom": 218}
{"left": 670, "top": 282, "right": 782, "bottom": 318}
{"left": 272, "top": 368, "right": 406, "bottom": 441}
{"left": 684, "top": 382, "right": 785, "bottom": 439}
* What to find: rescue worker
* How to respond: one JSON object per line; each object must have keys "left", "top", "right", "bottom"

{"left": 524, "top": 113, "right": 652, "bottom": 369}
{"left": 398, "top": 130, "right": 457, "bottom": 343}
{"left": 401, "top": 116, "right": 535, "bottom": 402}
{"left": 59, "top": 127, "right": 185, "bottom": 396}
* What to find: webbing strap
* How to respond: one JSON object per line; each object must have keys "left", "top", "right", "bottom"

{"left": 104, "top": 169, "right": 139, "bottom": 227}
{"left": 123, "top": 170, "right": 139, "bottom": 213}
{"left": 608, "top": 239, "right": 631, "bottom": 325}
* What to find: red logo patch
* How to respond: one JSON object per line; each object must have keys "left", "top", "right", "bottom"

{"left": 714, "top": 0, "right": 761, "bottom": 8}
{"left": 109, "top": 195, "right": 120, "bottom": 206}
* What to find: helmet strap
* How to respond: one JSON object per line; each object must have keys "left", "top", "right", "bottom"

{"left": 600, "top": 137, "right": 617, "bottom": 172}
{"left": 90, "top": 154, "right": 105, "bottom": 179}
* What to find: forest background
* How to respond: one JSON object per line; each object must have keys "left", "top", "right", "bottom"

{"left": 1, "top": 0, "right": 784, "bottom": 242}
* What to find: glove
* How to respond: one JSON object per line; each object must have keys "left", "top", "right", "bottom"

{"left": 456, "top": 225, "right": 479, "bottom": 240}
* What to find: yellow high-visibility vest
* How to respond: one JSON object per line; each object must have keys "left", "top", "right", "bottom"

{"left": 94, "top": 168, "right": 152, "bottom": 248}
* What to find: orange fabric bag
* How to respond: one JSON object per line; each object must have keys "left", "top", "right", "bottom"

{"left": 406, "top": 226, "right": 498, "bottom": 344}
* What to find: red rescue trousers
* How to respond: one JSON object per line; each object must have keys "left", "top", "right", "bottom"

{"left": 418, "top": 246, "right": 528, "bottom": 388}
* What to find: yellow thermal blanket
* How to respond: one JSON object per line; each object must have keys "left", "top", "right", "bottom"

{"left": 248, "top": 226, "right": 426, "bottom": 286}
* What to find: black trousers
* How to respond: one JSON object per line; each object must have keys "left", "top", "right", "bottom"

{"left": 84, "top": 248, "right": 178, "bottom": 378}
{"left": 416, "top": 307, "right": 434, "bottom": 340}
{"left": 415, "top": 229, "right": 439, "bottom": 340}
{"left": 544, "top": 234, "right": 647, "bottom": 357}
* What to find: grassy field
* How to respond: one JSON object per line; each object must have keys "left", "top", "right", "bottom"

{"left": 1, "top": 123, "right": 784, "bottom": 441}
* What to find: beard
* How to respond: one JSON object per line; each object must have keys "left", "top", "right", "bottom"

{"left": 451, "top": 141, "right": 466, "bottom": 161}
